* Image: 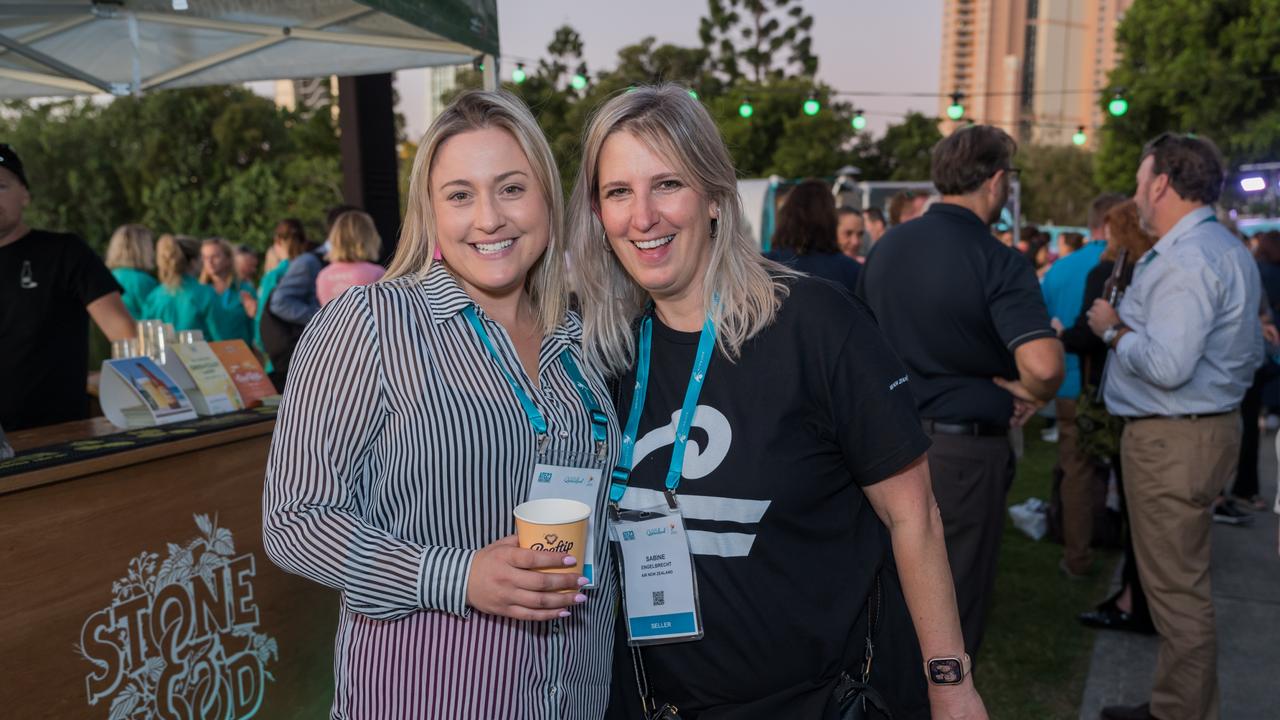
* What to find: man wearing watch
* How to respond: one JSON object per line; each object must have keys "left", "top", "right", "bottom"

{"left": 1086, "top": 133, "right": 1263, "bottom": 720}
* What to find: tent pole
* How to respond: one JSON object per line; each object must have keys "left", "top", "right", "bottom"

{"left": 338, "top": 73, "right": 402, "bottom": 264}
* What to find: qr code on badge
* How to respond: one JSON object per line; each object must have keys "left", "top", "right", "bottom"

{"left": 652, "top": 590, "right": 665, "bottom": 607}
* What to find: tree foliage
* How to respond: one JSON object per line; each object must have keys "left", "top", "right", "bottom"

{"left": 699, "top": 0, "right": 817, "bottom": 83}
{"left": 859, "top": 112, "right": 943, "bottom": 181}
{"left": 1096, "top": 0, "right": 1280, "bottom": 194}
{"left": 0, "top": 86, "right": 342, "bottom": 253}
{"left": 1018, "top": 145, "right": 1099, "bottom": 225}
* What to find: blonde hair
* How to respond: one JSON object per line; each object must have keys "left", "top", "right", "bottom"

{"left": 104, "top": 224, "right": 155, "bottom": 271}
{"left": 327, "top": 210, "right": 382, "bottom": 263}
{"left": 385, "top": 89, "right": 567, "bottom": 335}
{"left": 567, "top": 83, "right": 791, "bottom": 375}
{"left": 198, "top": 236, "right": 236, "bottom": 285}
{"left": 155, "top": 234, "right": 188, "bottom": 288}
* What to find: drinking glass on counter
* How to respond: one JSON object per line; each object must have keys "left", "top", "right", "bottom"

{"left": 110, "top": 338, "right": 141, "bottom": 359}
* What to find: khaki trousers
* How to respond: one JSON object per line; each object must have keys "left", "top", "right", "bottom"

{"left": 1056, "top": 398, "right": 1098, "bottom": 574}
{"left": 1121, "top": 412, "right": 1240, "bottom": 720}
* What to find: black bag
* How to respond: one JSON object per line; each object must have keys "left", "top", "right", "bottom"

{"left": 257, "top": 285, "right": 307, "bottom": 381}
{"left": 258, "top": 251, "right": 326, "bottom": 383}
{"left": 827, "top": 574, "right": 892, "bottom": 720}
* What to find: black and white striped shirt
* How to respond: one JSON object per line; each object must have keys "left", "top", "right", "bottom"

{"left": 263, "top": 264, "right": 621, "bottom": 719}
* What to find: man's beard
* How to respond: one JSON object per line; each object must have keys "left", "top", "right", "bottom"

{"left": 1136, "top": 189, "right": 1156, "bottom": 235}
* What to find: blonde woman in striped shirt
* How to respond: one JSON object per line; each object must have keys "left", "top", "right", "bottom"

{"left": 263, "top": 90, "right": 620, "bottom": 719}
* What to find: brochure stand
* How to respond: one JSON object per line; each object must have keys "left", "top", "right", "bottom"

{"left": 99, "top": 357, "right": 198, "bottom": 428}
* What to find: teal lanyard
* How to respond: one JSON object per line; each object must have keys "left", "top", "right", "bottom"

{"left": 559, "top": 352, "right": 610, "bottom": 459}
{"left": 609, "top": 310, "right": 717, "bottom": 504}
{"left": 462, "top": 306, "right": 607, "bottom": 456}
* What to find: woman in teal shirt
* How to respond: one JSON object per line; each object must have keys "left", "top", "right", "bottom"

{"left": 104, "top": 223, "right": 157, "bottom": 320}
{"left": 199, "top": 237, "right": 254, "bottom": 343}
{"left": 144, "top": 233, "right": 215, "bottom": 336}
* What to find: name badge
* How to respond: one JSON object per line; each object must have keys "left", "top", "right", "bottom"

{"left": 527, "top": 452, "right": 604, "bottom": 587}
{"left": 610, "top": 502, "right": 704, "bottom": 645}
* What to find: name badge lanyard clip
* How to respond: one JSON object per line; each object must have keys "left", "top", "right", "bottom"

{"left": 609, "top": 308, "right": 716, "bottom": 646}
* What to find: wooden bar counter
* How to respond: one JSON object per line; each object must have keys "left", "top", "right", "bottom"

{"left": 0, "top": 410, "right": 337, "bottom": 718}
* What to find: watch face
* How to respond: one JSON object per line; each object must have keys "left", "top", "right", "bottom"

{"left": 929, "top": 658, "right": 963, "bottom": 685}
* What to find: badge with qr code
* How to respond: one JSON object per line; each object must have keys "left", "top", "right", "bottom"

{"left": 609, "top": 502, "right": 703, "bottom": 645}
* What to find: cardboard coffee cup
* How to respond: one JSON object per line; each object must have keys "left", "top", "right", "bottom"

{"left": 513, "top": 498, "right": 591, "bottom": 576}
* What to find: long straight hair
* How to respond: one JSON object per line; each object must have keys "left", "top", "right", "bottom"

{"left": 385, "top": 89, "right": 567, "bottom": 335}
{"left": 567, "top": 83, "right": 791, "bottom": 375}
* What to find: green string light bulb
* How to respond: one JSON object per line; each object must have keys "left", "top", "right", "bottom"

{"left": 738, "top": 98, "right": 754, "bottom": 118}
{"left": 1108, "top": 93, "right": 1128, "bottom": 117}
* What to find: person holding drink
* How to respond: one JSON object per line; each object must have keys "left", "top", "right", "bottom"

{"left": 568, "top": 85, "right": 986, "bottom": 719}
{"left": 263, "top": 90, "right": 620, "bottom": 719}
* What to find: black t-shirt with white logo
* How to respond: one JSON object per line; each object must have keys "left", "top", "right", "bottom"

{"left": 0, "top": 229, "right": 121, "bottom": 430}
{"left": 613, "top": 276, "right": 930, "bottom": 717}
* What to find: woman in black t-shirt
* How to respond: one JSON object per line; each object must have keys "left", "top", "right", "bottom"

{"left": 568, "top": 84, "right": 988, "bottom": 720}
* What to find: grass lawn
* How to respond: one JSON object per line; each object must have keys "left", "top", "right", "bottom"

{"left": 977, "top": 416, "right": 1120, "bottom": 720}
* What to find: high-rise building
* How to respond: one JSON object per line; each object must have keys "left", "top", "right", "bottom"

{"left": 938, "top": 0, "right": 1133, "bottom": 147}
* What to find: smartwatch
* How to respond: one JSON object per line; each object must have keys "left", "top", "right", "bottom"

{"left": 925, "top": 653, "right": 971, "bottom": 686}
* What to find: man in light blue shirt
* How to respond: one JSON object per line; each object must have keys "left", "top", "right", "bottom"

{"left": 1088, "top": 133, "right": 1262, "bottom": 720}
{"left": 1040, "top": 193, "right": 1126, "bottom": 579}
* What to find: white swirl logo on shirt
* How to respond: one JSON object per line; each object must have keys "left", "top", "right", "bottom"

{"left": 77, "top": 514, "right": 279, "bottom": 720}
{"left": 624, "top": 404, "right": 771, "bottom": 558}
{"left": 632, "top": 405, "right": 732, "bottom": 478}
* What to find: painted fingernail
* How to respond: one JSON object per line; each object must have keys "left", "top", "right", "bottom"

{"left": 562, "top": 555, "right": 577, "bottom": 566}
{"left": 558, "top": 610, "right": 571, "bottom": 618}
{"left": 577, "top": 576, "right": 589, "bottom": 586}
{"left": 573, "top": 593, "right": 587, "bottom": 603}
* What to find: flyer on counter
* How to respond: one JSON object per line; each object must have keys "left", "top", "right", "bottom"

{"left": 172, "top": 341, "right": 243, "bottom": 415}
{"left": 208, "top": 340, "right": 278, "bottom": 408}
{"left": 100, "top": 357, "right": 198, "bottom": 428}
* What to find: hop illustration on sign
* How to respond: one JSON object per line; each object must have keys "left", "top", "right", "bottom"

{"left": 76, "top": 513, "right": 280, "bottom": 720}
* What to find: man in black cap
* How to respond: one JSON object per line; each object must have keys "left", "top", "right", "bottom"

{"left": 0, "top": 144, "right": 136, "bottom": 431}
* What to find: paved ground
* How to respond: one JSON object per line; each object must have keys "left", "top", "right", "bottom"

{"left": 1078, "top": 430, "right": 1280, "bottom": 720}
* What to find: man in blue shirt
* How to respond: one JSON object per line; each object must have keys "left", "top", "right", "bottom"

{"left": 1040, "top": 193, "right": 1126, "bottom": 579}
{"left": 1089, "top": 133, "right": 1263, "bottom": 720}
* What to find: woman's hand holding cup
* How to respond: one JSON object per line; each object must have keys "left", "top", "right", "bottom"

{"left": 465, "top": 535, "right": 588, "bottom": 621}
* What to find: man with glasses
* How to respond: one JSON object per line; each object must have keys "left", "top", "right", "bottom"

{"left": 859, "top": 125, "right": 1064, "bottom": 659}
{"left": 1087, "top": 133, "right": 1262, "bottom": 720}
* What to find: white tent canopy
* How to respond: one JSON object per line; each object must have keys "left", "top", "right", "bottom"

{"left": 0, "top": 0, "right": 499, "bottom": 98}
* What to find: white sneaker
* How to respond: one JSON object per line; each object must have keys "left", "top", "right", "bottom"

{"left": 1040, "top": 425, "right": 1059, "bottom": 443}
